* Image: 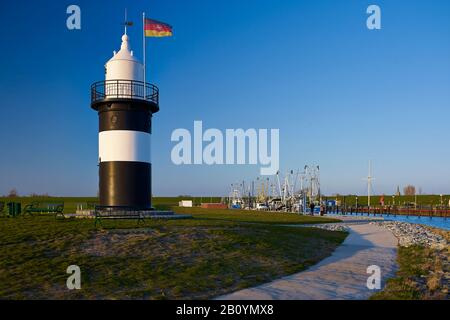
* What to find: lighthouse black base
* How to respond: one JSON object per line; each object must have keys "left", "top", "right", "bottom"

{"left": 99, "top": 162, "right": 152, "bottom": 209}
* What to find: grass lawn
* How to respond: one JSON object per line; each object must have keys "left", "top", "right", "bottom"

{"left": 173, "top": 206, "right": 340, "bottom": 225}
{"left": 0, "top": 210, "right": 346, "bottom": 300}
{"left": 371, "top": 246, "right": 449, "bottom": 300}
{"left": 371, "top": 229, "right": 449, "bottom": 300}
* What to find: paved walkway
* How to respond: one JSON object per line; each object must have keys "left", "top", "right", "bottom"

{"left": 217, "top": 223, "right": 398, "bottom": 300}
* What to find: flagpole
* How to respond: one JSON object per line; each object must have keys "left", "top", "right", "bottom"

{"left": 143, "top": 11, "right": 146, "bottom": 99}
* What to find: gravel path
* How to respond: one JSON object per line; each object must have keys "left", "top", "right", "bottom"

{"left": 217, "top": 223, "right": 398, "bottom": 300}
{"left": 218, "top": 218, "right": 449, "bottom": 300}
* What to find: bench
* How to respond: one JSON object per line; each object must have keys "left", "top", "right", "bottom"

{"left": 23, "top": 202, "right": 64, "bottom": 218}
{"left": 94, "top": 206, "right": 146, "bottom": 227}
{"left": 5, "top": 202, "right": 22, "bottom": 217}
{"left": 87, "top": 201, "right": 99, "bottom": 209}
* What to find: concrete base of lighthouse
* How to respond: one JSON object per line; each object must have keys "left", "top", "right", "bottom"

{"left": 71, "top": 209, "right": 192, "bottom": 220}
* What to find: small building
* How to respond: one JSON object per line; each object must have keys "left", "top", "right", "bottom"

{"left": 179, "top": 200, "right": 193, "bottom": 207}
{"left": 201, "top": 203, "right": 228, "bottom": 209}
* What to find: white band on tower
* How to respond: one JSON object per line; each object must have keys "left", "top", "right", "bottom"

{"left": 99, "top": 130, "right": 151, "bottom": 163}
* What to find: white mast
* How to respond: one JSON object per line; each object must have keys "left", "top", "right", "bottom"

{"left": 364, "top": 160, "right": 374, "bottom": 208}
{"left": 276, "top": 171, "right": 282, "bottom": 200}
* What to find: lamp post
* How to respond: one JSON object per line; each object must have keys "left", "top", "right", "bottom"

{"left": 415, "top": 193, "right": 417, "bottom": 209}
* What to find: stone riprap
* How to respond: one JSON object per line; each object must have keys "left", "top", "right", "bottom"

{"left": 303, "top": 223, "right": 350, "bottom": 232}
{"left": 370, "top": 221, "right": 448, "bottom": 249}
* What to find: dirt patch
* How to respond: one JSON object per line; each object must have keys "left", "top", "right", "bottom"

{"left": 80, "top": 227, "right": 223, "bottom": 258}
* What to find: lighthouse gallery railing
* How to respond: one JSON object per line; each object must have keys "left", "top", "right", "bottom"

{"left": 91, "top": 80, "right": 159, "bottom": 104}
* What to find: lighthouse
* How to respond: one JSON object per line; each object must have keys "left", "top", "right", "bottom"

{"left": 91, "top": 32, "right": 159, "bottom": 210}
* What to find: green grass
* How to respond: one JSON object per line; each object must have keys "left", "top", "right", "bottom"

{"left": 173, "top": 206, "right": 340, "bottom": 225}
{"left": 0, "top": 209, "right": 346, "bottom": 300}
{"left": 371, "top": 244, "right": 449, "bottom": 300}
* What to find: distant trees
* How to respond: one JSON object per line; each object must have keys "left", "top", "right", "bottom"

{"left": 4, "top": 190, "right": 53, "bottom": 198}
{"left": 7, "top": 188, "right": 18, "bottom": 197}
{"left": 403, "top": 185, "right": 416, "bottom": 196}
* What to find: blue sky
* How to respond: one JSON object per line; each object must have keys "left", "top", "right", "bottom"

{"left": 0, "top": 0, "right": 449, "bottom": 196}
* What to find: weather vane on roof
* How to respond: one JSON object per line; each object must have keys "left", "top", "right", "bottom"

{"left": 123, "top": 8, "right": 133, "bottom": 34}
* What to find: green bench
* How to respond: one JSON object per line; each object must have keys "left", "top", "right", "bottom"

{"left": 5, "top": 202, "right": 22, "bottom": 217}
{"left": 23, "top": 202, "right": 64, "bottom": 218}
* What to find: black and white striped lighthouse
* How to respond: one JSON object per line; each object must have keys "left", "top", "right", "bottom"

{"left": 91, "top": 32, "right": 159, "bottom": 210}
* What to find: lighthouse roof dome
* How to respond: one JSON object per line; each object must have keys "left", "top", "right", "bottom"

{"left": 107, "top": 33, "right": 141, "bottom": 64}
{"left": 105, "top": 32, "right": 144, "bottom": 82}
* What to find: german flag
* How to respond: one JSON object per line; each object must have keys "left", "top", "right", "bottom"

{"left": 144, "top": 18, "right": 173, "bottom": 37}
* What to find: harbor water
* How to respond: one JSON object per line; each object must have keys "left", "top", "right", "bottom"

{"left": 326, "top": 212, "right": 449, "bottom": 230}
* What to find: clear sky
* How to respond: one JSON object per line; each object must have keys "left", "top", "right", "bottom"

{"left": 0, "top": 0, "right": 449, "bottom": 197}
